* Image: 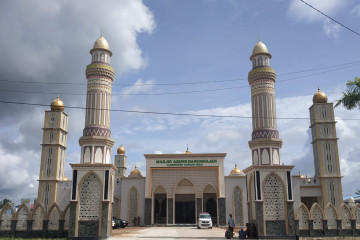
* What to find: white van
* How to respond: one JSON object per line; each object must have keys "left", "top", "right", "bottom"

{"left": 197, "top": 212, "right": 212, "bottom": 229}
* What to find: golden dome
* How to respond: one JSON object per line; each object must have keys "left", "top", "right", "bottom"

{"left": 90, "top": 34, "right": 112, "bottom": 56}
{"left": 129, "top": 165, "right": 142, "bottom": 177}
{"left": 250, "top": 40, "right": 272, "bottom": 60}
{"left": 313, "top": 87, "right": 328, "bottom": 104}
{"left": 349, "top": 197, "right": 355, "bottom": 203}
{"left": 64, "top": 176, "right": 68, "bottom": 181}
{"left": 230, "top": 164, "right": 243, "bottom": 176}
{"left": 117, "top": 145, "right": 125, "bottom": 155}
{"left": 50, "top": 96, "right": 64, "bottom": 111}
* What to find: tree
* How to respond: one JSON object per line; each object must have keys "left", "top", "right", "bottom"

{"left": 0, "top": 198, "right": 12, "bottom": 208}
{"left": 335, "top": 77, "right": 360, "bottom": 110}
{"left": 356, "top": 189, "right": 360, "bottom": 195}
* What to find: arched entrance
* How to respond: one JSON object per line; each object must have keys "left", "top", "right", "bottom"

{"left": 203, "top": 185, "right": 218, "bottom": 225}
{"left": 153, "top": 186, "right": 167, "bottom": 224}
{"left": 175, "top": 178, "right": 196, "bottom": 224}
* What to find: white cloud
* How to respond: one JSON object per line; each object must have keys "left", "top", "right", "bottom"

{"left": 287, "top": 0, "right": 347, "bottom": 38}
{"left": 121, "top": 78, "right": 156, "bottom": 95}
{"left": 350, "top": 4, "right": 360, "bottom": 16}
{"left": 323, "top": 19, "right": 341, "bottom": 38}
{"left": 287, "top": 0, "right": 344, "bottom": 22}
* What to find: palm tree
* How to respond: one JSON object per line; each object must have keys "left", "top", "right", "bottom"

{"left": 335, "top": 77, "right": 360, "bottom": 110}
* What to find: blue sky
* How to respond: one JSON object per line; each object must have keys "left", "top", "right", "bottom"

{"left": 0, "top": 0, "right": 360, "bottom": 204}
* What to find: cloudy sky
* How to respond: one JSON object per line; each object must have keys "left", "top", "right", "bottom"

{"left": 1, "top": 0, "right": 360, "bottom": 204}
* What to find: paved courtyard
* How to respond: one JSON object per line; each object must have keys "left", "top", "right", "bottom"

{"left": 112, "top": 226, "right": 228, "bottom": 240}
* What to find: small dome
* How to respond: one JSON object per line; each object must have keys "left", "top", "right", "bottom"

{"left": 349, "top": 197, "right": 355, "bottom": 203}
{"left": 64, "top": 176, "right": 68, "bottom": 181}
{"left": 129, "top": 165, "right": 142, "bottom": 177}
{"left": 313, "top": 87, "right": 328, "bottom": 103}
{"left": 250, "top": 40, "right": 272, "bottom": 60}
{"left": 90, "top": 34, "right": 112, "bottom": 56}
{"left": 117, "top": 145, "right": 125, "bottom": 155}
{"left": 230, "top": 164, "right": 243, "bottom": 176}
{"left": 51, "top": 96, "right": 64, "bottom": 111}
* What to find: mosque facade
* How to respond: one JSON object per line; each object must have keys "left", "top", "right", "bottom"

{"left": 1, "top": 35, "right": 359, "bottom": 239}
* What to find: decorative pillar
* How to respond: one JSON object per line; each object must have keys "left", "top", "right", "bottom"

{"left": 144, "top": 198, "right": 152, "bottom": 225}
{"left": 196, "top": 198, "right": 202, "bottom": 224}
{"left": 218, "top": 198, "right": 226, "bottom": 226}
{"left": 167, "top": 198, "right": 173, "bottom": 224}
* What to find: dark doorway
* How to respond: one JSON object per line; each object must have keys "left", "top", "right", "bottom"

{"left": 175, "top": 194, "right": 195, "bottom": 224}
{"left": 154, "top": 193, "right": 166, "bottom": 224}
{"left": 206, "top": 198, "right": 217, "bottom": 224}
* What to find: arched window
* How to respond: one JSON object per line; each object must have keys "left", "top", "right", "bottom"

{"left": 355, "top": 205, "right": 360, "bottom": 229}
{"left": 233, "top": 186, "right": 244, "bottom": 226}
{"left": 100, "top": 53, "right": 105, "bottom": 62}
{"left": 341, "top": 205, "right": 351, "bottom": 229}
{"left": 129, "top": 187, "right": 138, "bottom": 226}
{"left": 263, "top": 174, "right": 285, "bottom": 220}
{"left": 297, "top": 205, "right": 309, "bottom": 230}
{"left": 252, "top": 59, "right": 256, "bottom": 68}
{"left": 265, "top": 57, "right": 269, "bottom": 66}
{"left": 0, "top": 204, "right": 14, "bottom": 230}
{"left": 79, "top": 173, "right": 101, "bottom": 220}
{"left": 326, "top": 205, "right": 337, "bottom": 229}
{"left": 16, "top": 204, "right": 29, "bottom": 230}
{"left": 32, "top": 206, "right": 45, "bottom": 230}
{"left": 258, "top": 56, "right": 263, "bottom": 66}
{"left": 48, "top": 206, "right": 60, "bottom": 230}
{"left": 311, "top": 204, "right": 323, "bottom": 230}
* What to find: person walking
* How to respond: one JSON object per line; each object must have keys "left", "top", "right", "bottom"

{"left": 228, "top": 214, "right": 235, "bottom": 237}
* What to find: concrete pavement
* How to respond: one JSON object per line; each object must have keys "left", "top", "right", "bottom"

{"left": 112, "top": 226, "right": 228, "bottom": 240}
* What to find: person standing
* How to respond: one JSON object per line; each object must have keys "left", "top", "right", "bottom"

{"left": 228, "top": 214, "right": 235, "bottom": 237}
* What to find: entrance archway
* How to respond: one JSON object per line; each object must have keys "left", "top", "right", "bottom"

{"left": 175, "top": 178, "right": 196, "bottom": 224}
{"left": 153, "top": 186, "right": 167, "bottom": 224}
{"left": 203, "top": 184, "right": 218, "bottom": 225}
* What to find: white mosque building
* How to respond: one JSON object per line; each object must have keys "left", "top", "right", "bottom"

{"left": 1, "top": 34, "right": 359, "bottom": 239}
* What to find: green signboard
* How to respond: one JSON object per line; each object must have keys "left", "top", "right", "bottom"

{"left": 155, "top": 159, "right": 217, "bottom": 167}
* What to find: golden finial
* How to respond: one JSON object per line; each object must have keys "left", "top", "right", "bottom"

{"left": 258, "top": 32, "right": 260, "bottom": 41}
{"left": 185, "top": 144, "right": 192, "bottom": 154}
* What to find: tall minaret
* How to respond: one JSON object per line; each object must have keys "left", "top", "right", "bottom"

{"left": 69, "top": 34, "right": 116, "bottom": 239}
{"left": 79, "top": 34, "right": 115, "bottom": 163}
{"left": 115, "top": 145, "right": 127, "bottom": 178}
{"left": 37, "top": 96, "right": 68, "bottom": 211}
{"left": 310, "top": 88, "right": 343, "bottom": 208}
{"left": 248, "top": 40, "right": 282, "bottom": 165}
{"left": 244, "top": 39, "right": 295, "bottom": 237}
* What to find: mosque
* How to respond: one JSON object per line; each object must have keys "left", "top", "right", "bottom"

{"left": 3, "top": 34, "right": 357, "bottom": 239}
